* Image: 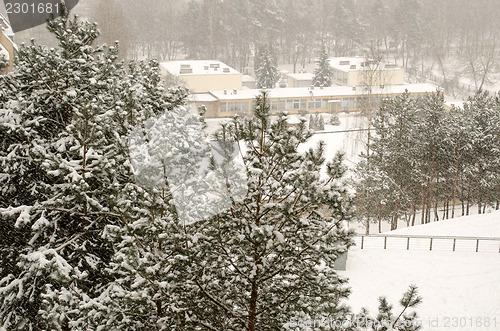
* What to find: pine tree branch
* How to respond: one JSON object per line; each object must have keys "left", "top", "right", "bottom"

{"left": 191, "top": 319, "right": 218, "bottom": 331}
{"left": 298, "top": 216, "right": 345, "bottom": 258}
{"left": 216, "top": 225, "right": 249, "bottom": 280}
{"left": 255, "top": 288, "right": 296, "bottom": 317}
{"left": 194, "top": 278, "right": 248, "bottom": 329}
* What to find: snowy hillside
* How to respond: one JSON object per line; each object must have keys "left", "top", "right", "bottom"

{"left": 388, "top": 211, "right": 500, "bottom": 237}
{"left": 340, "top": 211, "right": 500, "bottom": 330}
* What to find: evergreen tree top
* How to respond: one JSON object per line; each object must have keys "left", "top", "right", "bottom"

{"left": 312, "top": 44, "right": 333, "bottom": 87}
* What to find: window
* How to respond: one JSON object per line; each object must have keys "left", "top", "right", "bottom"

{"left": 220, "top": 101, "right": 249, "bottom": 114}
{"left": 270, "top": 100, "right": 278, "bottom": 112}
{"left": 300, "top": 99, "right": 307, "bottom": 109}
{"left": 250, "top": 100, "right": 277, "bottom": 113}
{"left": 341, "top": 97, "right": 356, "bottom": 109}
{"left": 309, "top": 98, "right": 328, "bottom": 110}
{"left": 277, "top": 99, "right": 307, "bottom": 111}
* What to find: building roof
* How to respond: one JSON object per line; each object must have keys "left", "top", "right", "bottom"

{"left": 210, "top": 83, "right": 440, "bottom": 101}
{"left": 242, "top": 74, "right": 256, "bottom": 82}
{"left": 190, "top": 93, "right": 219, "bottom": 102}
{"left": 286, "top": 73, "right": 313, "bottom": 81}
{"left": 328, "top": 57, "right": 401, "bottom": 72}
{"left": 160, "top": 60, "right": 240, "bottom": 76}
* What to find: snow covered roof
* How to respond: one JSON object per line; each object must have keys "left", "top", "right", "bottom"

{"left": 210, "top": 83, "right": 440, "bottom": 101}
{"left": 242, "top": 74, "right": 255, "bottom": 82}
{"left": 160, "top": 60, "right": 240, "bottom": 76}
{"left": 286, "top": 73, "right": 314, "bottom": 81}
{"left": 328, "top": 57, "right": 401, "bottom": 72}
{"left": 190, "top": 93, "right": 219, "bottom": 102}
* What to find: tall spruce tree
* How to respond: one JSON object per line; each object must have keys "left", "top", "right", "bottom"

{"left": 312, "top": 44, "right": 333, "bottom": 87}
{"left": 370, "top": 91, "right": 419, "bottom": 230}
{"left": 255, "top": 46, "right": 279, "bottom": 89}
{"left": 461, "top": 90, "right": 500, "bottom": 214}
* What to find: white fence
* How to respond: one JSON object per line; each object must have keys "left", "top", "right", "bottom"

{"left": 354, "top": 234, "right": 500, "bottom": 253}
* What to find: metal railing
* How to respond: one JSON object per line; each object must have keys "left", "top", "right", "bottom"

{"left": 355, "top": 234, "right": 500, "bottom": 253}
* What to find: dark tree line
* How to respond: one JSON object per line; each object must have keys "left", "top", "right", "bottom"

{"left": 85, "top": 0, "right": 498, "bottom": 83}
{"left": 354, "top": 90, "right": 500, "bottom": 233}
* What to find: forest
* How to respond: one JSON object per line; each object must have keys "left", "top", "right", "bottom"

{"left": 354, "top": 90, "right": 500, "bottom": 233}
{"left": 85, "top": 0, "right": 500, "bottom": 94}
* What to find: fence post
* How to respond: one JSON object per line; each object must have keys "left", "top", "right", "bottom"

{"left": 361, "top": 236, "right": 364, "bottom": 250}
{"left": 407, "top": 237, "right": 410, "bottom": 250}
{"left": 384, "top": 236, "right": 387, "bottom": 249}
{"left": 453, "top": 238, "right": 456, "bottom": 252}
{"left": 429, "top": 238, "right": 433, "bottom": 251}
{"left": 476, "top": 239, "right": 479, "bottom": 253}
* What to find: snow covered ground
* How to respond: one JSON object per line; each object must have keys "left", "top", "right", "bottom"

{"left": 205, "top": 112, "right": 369, "bottom": 166}
{"left": 201, "top": 108, "right": 500, "bottom": 330}
{"left": 340, "top": 211, "right": 500, "bottom": 331}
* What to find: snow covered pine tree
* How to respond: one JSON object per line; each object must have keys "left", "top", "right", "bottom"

{"left": 312, "top": 44, "right": 333, "bottom": 88}
{"left": 130, "top": 91, "right": 356, "bottom": 330}
{"left": 0, "top": 7, "right": 422, "bottom": 331}
{"left": 0, "top": 6, "right": 186, "bottom": 330}
{"left": 255, "top": 47, "right": 279, "bottom": 89}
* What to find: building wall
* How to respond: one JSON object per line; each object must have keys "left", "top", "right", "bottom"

{"left": 204, "top": 90, "right": 434, "bottom": 118}
{"left": 242, "top": 80, "right": 256, "bottom": 89}
{"left": 332, "top": 69, "right": 349, "bottom": 85}
{"left": 288, "top": 76, "right": 313, "bottom": 88}
{"left": 193, "top": 100, "right": 220, "bottom": 118}
{"left": 179, "top": 73, "right": 242, "bottom": 93}
{"left": 332, "top": 67, "right": 405, "bottom": 86}
{"left": 349, "top": 68, "right": 405, "bottom": 86}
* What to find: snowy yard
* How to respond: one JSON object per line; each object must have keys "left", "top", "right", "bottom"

{"left": 205, "top": 112, "right": 369, "bottom": 165}
{"left": 341, "top": 211, "right": 500, "bottom": 331}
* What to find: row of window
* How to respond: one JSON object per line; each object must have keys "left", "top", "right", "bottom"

{"left": 219, "top": 96, "right": 393, "bottom": 114}
{"left": 221, "top": 98, "right": 332, "bottom": 113}
{"left": 220, "top": 101, "right": 249, "bottom": 113}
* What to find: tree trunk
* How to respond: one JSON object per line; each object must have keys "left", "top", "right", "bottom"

{"left": 477, "top": 166, "right": 483, "bottom": 214}
{"left": 420, "top": 159, "right": 426, "bottom": 225}
{"left": 248, "top": 281, "right": 258, "bottom": 331}
{"left": 452, "top": 145, "right": 461, "bottom": 219}
{"left": 434, "top": 200, "right": 439, "bottom": 222}
{"left": 391, "top": 213, "right": 398, "bottom": 230}
{"left": 378, "top": 201, "right": 382, "bottom": 233}
{"left": 466, "top": 180, "right": 471, "bottom": 216}
{"left": 483, "top": 189, "right": 490, "bottom": 214}
{"left": 391, "top": 201, "right": 399, "bottom": 230}
{"left": 428, "top": 152, "right": 436, "bottom": 223}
